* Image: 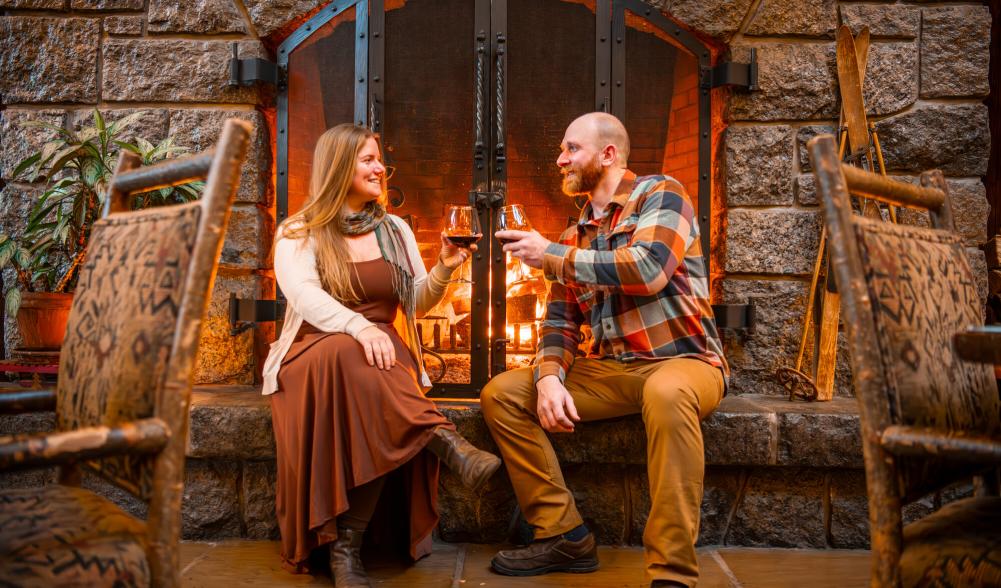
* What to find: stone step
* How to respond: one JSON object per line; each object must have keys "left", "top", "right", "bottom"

{"left": 180, "top": 385, "right": 877, "bottom": 549}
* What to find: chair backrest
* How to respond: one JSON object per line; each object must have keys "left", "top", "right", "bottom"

{"left": 54, "top": 118, "right": 251, "bottom": 578}
{"left": 808, "top": 134, "right": 999, "bottom": 502}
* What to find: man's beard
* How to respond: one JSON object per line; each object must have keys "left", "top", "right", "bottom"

{"left": 561, "top": 155, "right": 603, "bottom": 196}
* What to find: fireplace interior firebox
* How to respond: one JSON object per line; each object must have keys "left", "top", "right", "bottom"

{"left": 267, "top": 0, "right": 750, "bottom": 397}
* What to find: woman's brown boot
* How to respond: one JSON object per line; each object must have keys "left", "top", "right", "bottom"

{"left": 329, "top": 527, "right": 371, "bottom": 587}
{"left": 427, "top": 427, "right": 501, "bottom": 491}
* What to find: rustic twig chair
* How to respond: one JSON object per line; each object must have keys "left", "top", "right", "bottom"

{"left": 808, "top": 133, "right": 1001, "bottom": 587}
{"left": 0, "top": 118, "right": 252, "bottom": 587}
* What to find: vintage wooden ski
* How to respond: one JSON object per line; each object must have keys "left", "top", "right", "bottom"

{"left": 836, "top": 25, "right": 870, "bottom": 159}
{"left": 778, "top": 27, "right": 879, "bottom": 401}
{"left": 814, "top": 26, "right": 873, "bottom": 400}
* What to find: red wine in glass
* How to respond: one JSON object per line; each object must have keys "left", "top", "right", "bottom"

{"left": 495, "top": 204, "right": 531, "bottom": 244}
{"left": 446, "top": 233, "right": 482, "bottom": 248}
{"left": 444, "top": 205, "right": 481, "bottom": 246}
{"left": 444, "top": 205, "right": 481, "bottom": 284}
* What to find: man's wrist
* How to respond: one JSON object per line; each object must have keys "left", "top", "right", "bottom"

{"left": 536, "top": 374, "right": 561, "bottom": 389}
{"left": 533, "top": 361, "right": 566, "bottom": 385}
{"left": 542, "top": 242, "right": 571, "bottom": 281}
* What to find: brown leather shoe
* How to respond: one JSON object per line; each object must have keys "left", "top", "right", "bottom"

{"left": 426, "top": 427, "right": 501, "bottom": 491}
{"left": 490, "top": 532, "right": 599, "bottom": 576}
{"left": 329, "top": 527, "right": 372, "bottom": 587}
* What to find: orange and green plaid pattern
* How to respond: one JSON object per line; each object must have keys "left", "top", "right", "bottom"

{"left": 534, "top": 171, "right": 729, "bottom": 385}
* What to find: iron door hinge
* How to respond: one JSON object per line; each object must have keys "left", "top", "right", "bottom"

{"left": 712, "top": 302, "right": 755, "bottom": 333}
{"left": 228, "top": 43, "right": 285, "bottom": 89}
{"left": 229, "top": 293, "right": 287, "bottom": 335}
{"left": 700, "top": 48, "right": 758, "bottom": 92}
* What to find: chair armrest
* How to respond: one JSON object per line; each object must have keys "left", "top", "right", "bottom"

{"left": 953, "top": 325, "right": 1001, "bottom": 364}
{"left": 0, "top": 389, "right": 56, "bottom": 414}
{"left": 0, "top": 417, "right": 170, "bottom": 471}
{"left": 881, "top": 425, "right": 1001, "bottom": 463}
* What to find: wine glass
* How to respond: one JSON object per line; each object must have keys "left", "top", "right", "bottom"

{"left": 444, "top": 205, "right": 482, "bottom": 283}
{"left": 495, "top": 204, "right": 532, "bottom": 242}
{"left": 495, "top": 204, "right": 533, "bottom": 277}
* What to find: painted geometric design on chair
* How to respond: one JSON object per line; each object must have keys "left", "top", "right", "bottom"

{"left": 0, "top": 486, "right": 150, "bottom": 587}
{"left": 901, "top": 496, "right": 1001, "bottom": 588}
{"left": 872, "top": 278, "right": 917, "bottom": 326}
{"left": 56, "top": 204, "right": 202, "bottom": 498}
{"left": 916, "top": 554, "right": 1001, "bottom": 588}
{"left": 855, "top": 217, "right": 998, "bottom": 434}
{"left": 855, "top": 217, "right": 1000, "bottom": 498}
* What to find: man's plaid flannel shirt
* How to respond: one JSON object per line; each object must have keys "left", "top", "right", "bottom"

{"left": 534, "top": 170, "right": 729, "bottom": 385}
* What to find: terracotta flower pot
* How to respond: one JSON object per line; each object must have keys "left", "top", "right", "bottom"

{"left": 15, "top": 291, "right": 74, "bottom": 351}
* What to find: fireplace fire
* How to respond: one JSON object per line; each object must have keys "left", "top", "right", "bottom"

{"left": 415, "top": 255, "right": 547, "bottom": 384}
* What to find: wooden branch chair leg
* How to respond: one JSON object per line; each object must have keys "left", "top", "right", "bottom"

{"left": 104, "top": 150, "right": 143, "bottom": 217}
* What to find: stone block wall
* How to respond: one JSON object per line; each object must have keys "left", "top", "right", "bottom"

{"left": 711, "top": 0, "right": 992, "bottom": 396}
{"left": 0, "top": 3, "right": 274, "bottom": 385}
{"left": 0, "top": 0, "right": 993, "bottom": 395}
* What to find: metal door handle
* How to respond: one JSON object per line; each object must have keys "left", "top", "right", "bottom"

{"left": 494, "top": 33, "right": 506, "bottom": 166}
{"left": 473, "top": 32, "right": 487, "bottom": 168}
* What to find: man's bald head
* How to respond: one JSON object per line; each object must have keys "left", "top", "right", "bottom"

{"left": 568, "top": 112, "right": 631, "bottom": 166}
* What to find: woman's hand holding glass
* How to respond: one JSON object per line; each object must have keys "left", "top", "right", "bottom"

{"left": 438, "top": 231, "right": 476, "bottom": 269}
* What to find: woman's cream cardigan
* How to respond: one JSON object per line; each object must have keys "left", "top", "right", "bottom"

{"left": 262, "top": 215, "right": 453, "bottom": 395}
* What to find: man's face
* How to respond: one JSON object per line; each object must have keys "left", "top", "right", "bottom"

{"left": 557, "top": 121, "right": 604, "bottom": 196}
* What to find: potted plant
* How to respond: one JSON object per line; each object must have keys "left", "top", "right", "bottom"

{"left": 0, "top": 110, "right": 203, "bottom": 350}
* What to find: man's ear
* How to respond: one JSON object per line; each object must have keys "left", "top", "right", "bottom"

{"left": 600, "top": 144, "right": 617, "bottom": 167}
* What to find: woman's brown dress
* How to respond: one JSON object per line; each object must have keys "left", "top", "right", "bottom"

{"left": 270, "top": 257, "right": 452, "bottom": 572}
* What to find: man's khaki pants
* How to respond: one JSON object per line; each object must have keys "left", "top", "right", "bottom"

{"left": 480, "top": 356, "right": 724, "bottom": 587}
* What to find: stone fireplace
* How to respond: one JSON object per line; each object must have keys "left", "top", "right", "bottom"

{"left": 275, "top": 0, "right": 736, "bottom": 395}
{"left": 0, "top": 0, "right": 994, "bottom": 548}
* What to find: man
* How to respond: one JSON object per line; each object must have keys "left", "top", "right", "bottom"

{"left": 483, "top": 112, "right": 728, "bottom": 588}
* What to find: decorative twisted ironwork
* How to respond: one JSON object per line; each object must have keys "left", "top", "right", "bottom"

{"left": 494, "top": 36, "right": 505, "bottom": 161}
{"left": 474, "top": 36, "right": 486, "bottom": 152}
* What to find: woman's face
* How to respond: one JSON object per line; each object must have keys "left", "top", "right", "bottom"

{"left": 349, "top": 137, "right": 386, "bottom": 204}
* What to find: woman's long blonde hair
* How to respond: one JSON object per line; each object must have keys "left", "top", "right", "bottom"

{"left": 278, "top": 123, "right": 384, "bottom": 305}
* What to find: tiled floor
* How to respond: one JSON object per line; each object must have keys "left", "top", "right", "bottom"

{"left": 180, "top": 541, "right": 871, "bottom": 587}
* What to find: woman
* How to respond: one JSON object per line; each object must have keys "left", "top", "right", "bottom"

{"left": 262, "top": 123, "right": 500, "bottom": 587}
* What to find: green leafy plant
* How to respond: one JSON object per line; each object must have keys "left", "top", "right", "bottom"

{"left": 121, "top": 135, "right": 205, "bottom": 209}
{"left": 0, "top": 109, "right": 204, "bottom": 317}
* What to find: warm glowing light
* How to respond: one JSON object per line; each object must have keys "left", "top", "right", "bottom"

{"left": 505, "top": 257, "right": 535, "bottom": 285}
{"left": 505, "top": 323, "right": 535, "bottom": 342}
